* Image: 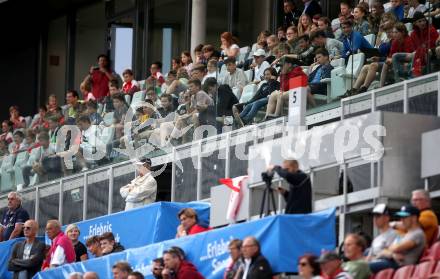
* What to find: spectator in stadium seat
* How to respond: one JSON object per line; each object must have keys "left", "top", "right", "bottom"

{"left": 224, "top": 239, "right": 243, "bottom": 279}
{"left": 22, "top": 132, "right": 56, "bottom": 187}
{"left": 191, "top": 63, "right": 207, "bottom": 84}
{"left": 301, "top": 0, "right": 322, "bottom": 19}
{"left": 0, "top": 192, "right": 29, "bottom": 242}
{"left": 369, "top": 205, "right": 425, "bottom": 273}
{"left": 286, "top": 26, "right": 299, "bottom": 52}
{"left": 158, "top": 94, "right": 175, "bottom": 118}
{"left": 0, "top": 120, "right": 13, "bottom": 144}
{"left": 205, "top": 59, "right": 218, "bottom": 80}
{"left": 165, "top": 70, "right": 188, "bottom": 98}
{"left": 85, "top": 235, "right": 103, "bottom": 258}
{"left": 146, "top": 61, "right": 165, "bottom": 87}
{"left": 331, "top": 1, "right": 352, "bottom": 34}
{"left": 317, "top": 252, "right": 352, "bottom": 279}
{"left": 80, "top": 79, "right": 95, "bottom": 102}
{"left": 30, "top": 106, "right": 48, "bottom": 133}
{"left": 310, "top": 30, "right": 344, "bottom": 60}
{"left": 9, "top": 106, "right": 26, "bottom": 130}
{"left": 317, "top": 17, "right": 335, "bottom": 39}
{"left": 297, "top": 254, "right": 321, "bottom": 279}
{"left": 342, "top": 234, "right": 371, "bottom": 279}
{"left": 172, "top": 57, "right": 182, "bottom": 72}
{"left": 85, "top": 100, "right": 103, "bottom": 125}
{"left": 83, "top": 272, "right": 99, "bottom": 279}
{"left": 8, "top": 219, "right": 45, "bottom": 279}
{"left": 25, "top": 130, "right": 39, "bottom": 153}
{"left": 411, "top": 12, "right": 439, "bottom": 74}
{"left": 283, "top": 0, "right": 301, "bottom": 27}
{"left": 340, "top": 20, "right": 373, "bottom": 59}
{"left": 278, "top": 26, "right": 287, "bottom": 42}
{"left": 251, "top": 49, "right": 270, "bottom": 83}
{"left": 112, "top": 261, "right": 132, "bottom": 279}
{"left": 233, "top": 67, "right": 279, "bottom": 127}
{"left": 65, "top": 224, "right": 88, "bottom": 262}
{"left": 220, "top": 32, "right": 240, "bottom": 60}
{"left": 122, "top": 69, "right": 139, "bottom": 95}
{"left": 176, "top": 208, "right": 210, "bottom": 237}
{"left": 251, "top": 30, "right": 270, "bottom": 57}
{"left": 151, "top": 258, "right": 164, "bottom": 279}
{"left": 194, "top": 44, "right": 204, "bottom": 64}
{"left": 64, "top": 90, "right": 85, "bottom": 125}
{"left": 128, "top": 271, "right": 144, "bottom": 279}
{"left": 146, "top": 87, "right": 162, "bottom": 108}
{"left": 282, "top": 35, "right": 316, "bottom": 66}
{"left": 366, "top": 204, "right": 398, "bottom": 261}
{"left": 84, "top": 54, "right": 117, "bottom": 101}
{"left": 203, "top": 77, "right": 238, "bottom": 122}
{"left": 266, "top": 35, "right": 280, "bottom": 59}
{"left": 9, "top": 130, "right": 27, "bottom": 154}
{"left": 265, "top": 57, "right": 307, "bottom": 119}
{"left": 103, "top": 80, "right": 121, "bottom": 113}
{"left": 43, "top": 219, "right": 75, "bottom": 269}
{"left": 368, "top": 2, "right": 385, "bottom": 36}
{"left": 201, "top": 44, "right": 216, "bottom": 65}
{"left": 76, "top": 115, "right": 98, "bottom": 171}
{"left": 307, "top": 48, "right": 333, "bottom": 106}
{"left": 100, "top": 231, "right": 125, "bottom": 256}
{"left": 47, "top": 94, "right": 59, "bottom": 114}
{"left": 235, "top": 236, "right": 273, "bottom": 279}
{"left": 407, "top": 0, "right": 427, "bottom": 19}
{"left": 120, "top": 157, "right": 157, "bottom": 210}
{"left": 298, "top": 14, "right": 313, "bottom": 36}
{"left": 410, "top": 190, "right": 439, "bottom": 247}
{"left": 112, "top": 93, "right": 129, "bottom": 139}
{"left": 223, "top": 57, "right": 248, "bottom": 98}
{"left": 162, "top": 248, "right": 204, "bottom": 279}
{"left": 181, "top": 51, "right": 193, "bottom": 73}
{"left": 267, "top": 160, "right": 312, "bottom": 214}
{"left": 353, "top": 5, "right": 371, "bottom": 36}
{"left": 390, "top": 0, "right": 405, "bottom": 21}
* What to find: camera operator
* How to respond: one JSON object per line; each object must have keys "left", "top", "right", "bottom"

{"left": 266, "top": 159, "right": 312, "bottom": 214}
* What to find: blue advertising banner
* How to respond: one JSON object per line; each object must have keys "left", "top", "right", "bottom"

{"left": 46, "top": 201, "right": 211, "bottom": 248}
{"left": 34, "top": 208, "right": 336, "bottom": 279}
{"left": 0, "top": 236, "right": 45, "bottom": 279}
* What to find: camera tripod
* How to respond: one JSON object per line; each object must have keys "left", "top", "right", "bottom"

{"left": 259, "top": 172, "right": 278, "bottom": 218}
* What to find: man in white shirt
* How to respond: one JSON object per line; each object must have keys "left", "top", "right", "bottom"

{"left": 252, "top": 49, "right": 270, "bottom": 84}
{"left": 331, "top": 1, "right": 352, "bottom": 36}
{"left": 367, "top": 204, "right": 398, "bottom": 261}
{"left": 120, "top": 157, "right": 157, "bottom": 210}
{"left": 223, "top": 57, "right": 248, "bottom": 99}
{"left": 76, "top": 115, "right": 99, "bottom": 171}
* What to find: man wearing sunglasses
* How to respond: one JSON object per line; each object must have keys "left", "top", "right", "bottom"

{"left": 8, "top": 219, "right": 45, "bottom": 279}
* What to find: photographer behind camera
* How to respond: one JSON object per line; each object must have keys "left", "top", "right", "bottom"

{"left": 266, "top": 159, "right": 312, "bottom": 214}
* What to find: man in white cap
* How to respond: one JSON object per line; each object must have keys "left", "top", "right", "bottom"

{"left": 120, "top": 157, "right": 157, "bottom": 210}
{"left": 366, "top": 204, "right": 398, "bottom": 261}
{"left": 251, "top": 49, "right": 270, "bottom": 84}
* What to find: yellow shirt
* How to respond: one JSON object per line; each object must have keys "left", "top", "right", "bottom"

{"left": 419, "top": 209, "right": 439, "bottom": 247}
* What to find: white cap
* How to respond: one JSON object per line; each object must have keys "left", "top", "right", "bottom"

{"left": 372, "top": 203, "right": 389, "bottom": 215}
{"left": 253, "top": 49, "right": 266, "bottom": 57}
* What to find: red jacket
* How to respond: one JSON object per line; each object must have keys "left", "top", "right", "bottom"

{"left": 176, "top": 260, "right": 205, "bottom": 279}
{"left": 410, "top": 26, "right": 439, "bottom": 50}
{"left": 389, "top": 36, "right": 415, "bottom": 57}
{"left": 91, "top": 69, "right": 113, "bottom": 100}
{"left": 188, "top": 224, "right": 210, "bottom": 235}
{"left": 280, "top": 66, "right": 307, "bottom": 92}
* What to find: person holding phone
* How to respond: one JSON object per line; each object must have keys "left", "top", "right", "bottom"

{"left": 83, "top": 54, "right": 117, "bottom": 101}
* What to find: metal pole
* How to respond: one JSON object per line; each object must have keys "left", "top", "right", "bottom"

{"left": 339, "top": 161, "right": 348, "bottom": 246}
{"left": 310, "top": 169, "right": 315, "bottom": 211}
{"left": 403, "top": 81, "right": 408, "bottom": 114}
{"left": 171, "top": 147, "right": 176, "bottom": 202}
{"left": 35, "top": 186, "right": 40, "bottom": 225}
{"left": 58, "top": 179, "right": 64, "bottom": 225}
{"left": 108, "top": 167, "right": 114, "bottom": 215}
{"left": 225, "top": 133, "right": 231, "bottom": 178}
{"left": 371, "top": 89, "right": 376, "bottom": 112}
{"left": 370, "top": 161, "right": 375, "bottom": 188}
{"left": 425, "top": 178, "right": 429, "bottom": 191}
{"left": 82, "top": 173, "right": 88, "bottom": 221}
{"left": 437, "top": 73, "right": 440, "bottom": 117}
{"left": 196, "top": 141, "right": 202, "bottom": 200}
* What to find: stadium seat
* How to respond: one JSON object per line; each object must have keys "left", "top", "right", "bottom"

{"left": 364, "top": 34, "right": 376, "bottom": 46}
{"left": 102, "top": 112, "right": 114, "bottom": 127}
{"left": 331, "top": 58, "right": 345, "bottom": 68}
{"left": 239, "top": 84, "right": 258, "bottom": 103}
{"left": 232, "top": 87, "right": 241, "bottom": 99}
{"left": 244, "top": 69, "right": 254, "bottom": 82}
{"left": 237, "top": 46, "right": 250, "bottom": 64}
{"left": 24, "top": 116, "right": 32, "bottom": 128}
{"left": 13, "top": 150, "right": 29, "bottom": 187}
{"left": 124, "top": 94, "right": 132, "bottom": 106}
{"left": 393, "top": 265, "right": 415, "bottom": 279}
{"left": 218, "top": 64, "right": 227, "bottom": 84}
{"left": 138, "top": 80, "right": 146, "bottom": 90}
{"left": 412, "top": 260, "right": 436, "bottom": 278}
{"left": 375, "top": 268, "right": 394, "bottom": 279}
{"left": 0, "top": 154, "right": 16, "bottom": 192}
{"left": 421, "top": 242, "right": 440, "bottom": 261}
{"left": 26, "top": 146, "right": 42, "bottom": 187}
{"left": 131, "top": 91, "right": 146, "bottom": 107}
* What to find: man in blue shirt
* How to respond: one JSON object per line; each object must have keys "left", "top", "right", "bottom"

{"left": 0, "top": 192, "right": 29, "bottom": 242}
{"left": 390, "top": 0, "right": 404, "bottom": 21}
{"left": 341, "top": 19, "right": 373, "bottom": 59}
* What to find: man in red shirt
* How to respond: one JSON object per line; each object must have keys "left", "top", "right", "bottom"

{"left": 83, "top": 54, "right": 117, "bottom": 101}
{"left": 265, "top": 56, "right": 307, "bottom": 119}
{"left": 162, "top": 248, "right": 204, "bottom": 279}
{"left": 176, "top": 208, "right": 210, "bottom": 237}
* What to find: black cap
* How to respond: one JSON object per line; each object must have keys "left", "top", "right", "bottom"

{"left": 395, "top": 204, "right": 420, "bottom": 218}
{"left": 412, "top": 12, "right": 426, "bottom": 23}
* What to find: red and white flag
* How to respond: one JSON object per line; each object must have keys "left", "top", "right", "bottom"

{"left": 219, "top": 176, "right": 248, "bottom": 222}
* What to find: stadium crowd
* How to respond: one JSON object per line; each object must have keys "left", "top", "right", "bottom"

{"left": 1, "top": 0, "right": 440, "bottom": 278}
{"left": 2, "top": 188, "right": 440, "bottom": 278}
{"left": 1, "top": 0, "right": 440, "bottom": 187}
